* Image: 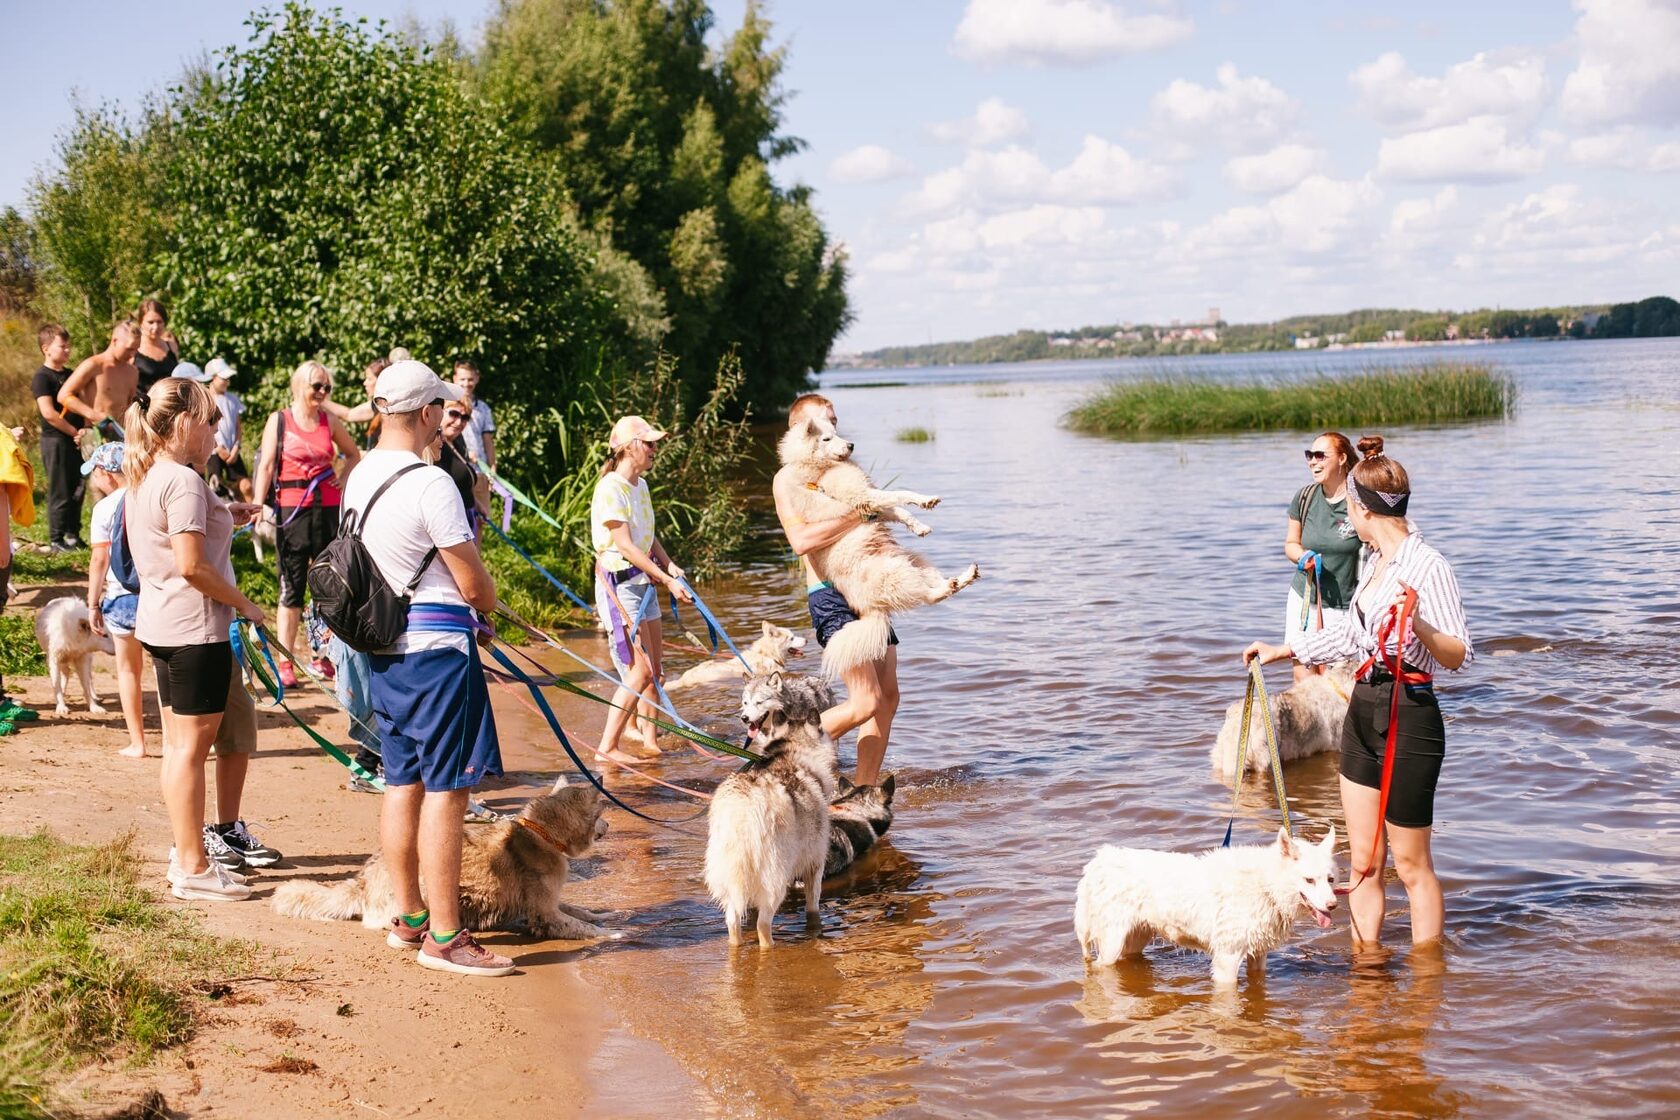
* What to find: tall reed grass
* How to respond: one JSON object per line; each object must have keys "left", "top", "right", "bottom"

{"left": 1066, "top": 362, "right": 1514, "bottom": 436}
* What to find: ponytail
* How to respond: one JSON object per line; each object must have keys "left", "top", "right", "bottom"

{"left": 599, "top": 448, "right": 626, "bottom": 478}
{"left": 122, "top": 377, "right": 218, "bottom": 491}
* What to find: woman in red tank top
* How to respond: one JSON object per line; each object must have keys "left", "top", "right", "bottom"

{"left": 253, "top": 361, "right": 362, "bottom": 683}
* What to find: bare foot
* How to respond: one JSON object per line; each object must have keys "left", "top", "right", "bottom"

{"left": 624, "top": 737, "right": 663, "bottom": 760}
{"left": 594, "top": 748, "right": 646, "bottom": 767}
{"left": 117, "top": 743, "right": 146, "bottom": 759}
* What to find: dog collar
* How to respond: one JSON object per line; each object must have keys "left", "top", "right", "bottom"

{"left": 515, "top": 816, "right": 569, "bottom": 854}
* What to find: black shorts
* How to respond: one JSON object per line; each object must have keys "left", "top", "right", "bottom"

{"left": 276, "top": 504, "right": 340, "bottom": 608}
{"left": 808, "top": 584, "right": 898, "bottom": 649}
{"left": 207, "top": 454, "right": 250, "bottom": 485}
{"left": 1340, "top": 680, "right": 1446, "bottom": 829}
{"left": 143, "top": 641, "right": 233, "bottom": 716}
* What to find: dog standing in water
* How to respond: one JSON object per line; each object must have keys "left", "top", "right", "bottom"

{"left": 1210, "top": 661, "right": 1356, "bottom": 779}
{"left": 1075, "top": 827, "right": 1339, "bottom": 987}
{"left": 825, "top": 773, "right": 896, "bottom": 876}
{"left": 665, "top": 622, "right": 807, "bottom": 692}
{"left": 776, "top": 415, "right": 979, "bottom": 676}
{"left": 705, "top": 672, "right": 839, "bottom": 947}
{"left": 34, "top": 597, "right": 113, "bottom": 715}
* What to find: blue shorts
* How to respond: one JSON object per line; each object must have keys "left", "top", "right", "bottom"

{"left": 808, "top": 584, "right": 898, "bottom": 650}
{"left": 368, "top": 645, "right": 502, "bottom": 792}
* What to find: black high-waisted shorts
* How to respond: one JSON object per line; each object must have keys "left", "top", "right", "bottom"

{"left": 1340, "top": 679, "right": 1446, "bottom": 829}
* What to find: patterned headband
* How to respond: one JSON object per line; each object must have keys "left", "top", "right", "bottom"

{"left": 1350, "top": 475, "right": 1409, "bottom": 517}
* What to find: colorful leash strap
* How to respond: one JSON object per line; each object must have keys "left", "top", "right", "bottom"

{"left": 486, "top": 521, "right": 591, "bottom": 611}
{"left": 477, "top": 462, "right": 567, "bottom": 534}
{"left": 276, "top": 470, "right": 332, "bottom": 529}
{"left": 1221, "top": 659, "right": 1292, "bottom": 847}
{"left": 673, "top": 576, "right": 751, "bottom": 672}
{"left": 1298, "top": 551, "right": 1324, "bottom": 631}
{"left": 230, "top": 620, "right": 385, "bottom": 789}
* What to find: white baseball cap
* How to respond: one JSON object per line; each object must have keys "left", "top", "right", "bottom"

{"left": 373, "top": 359, "right": 462, "bottom": 415}
{"left": 204, "top": 357, "right": 236, "bottom": 380}
{"left": 175, "top": 361, "right": 209, "bottom": 383}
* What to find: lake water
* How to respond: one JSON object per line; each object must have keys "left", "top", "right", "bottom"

{"left": 501, "top": 338, "right": 1680, "bottom": 1118}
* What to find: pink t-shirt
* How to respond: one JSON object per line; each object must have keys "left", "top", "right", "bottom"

{"left": 130, "top": 460, "right": 236, "bottom": 645}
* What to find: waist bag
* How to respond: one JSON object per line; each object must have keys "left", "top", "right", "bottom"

{"left": 306, "top": 464, "right": 436, "bottom": 653}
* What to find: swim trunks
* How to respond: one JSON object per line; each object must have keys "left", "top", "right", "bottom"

{"left": 807, "top": 583, "right": 898, "bottom": 651}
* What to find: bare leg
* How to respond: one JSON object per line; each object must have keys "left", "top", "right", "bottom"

{"left": 1339, "top": 775, "right": 1387, "bottom": 945}
{"left": 592, "top": 648, "right": 653, "bottom": 769}
{"left": 114, "top": 634, "right": 146, "bottom": 757}
{"left": 1388, "top": 823, "right": 1444, "bottom": 944}
{"left": 278, "top": 604, "right": 302, "bottom": 662}
{"left": 160, "top": 711, "right": 224, "bottom": 876}
{"left": 382, "top": 782, "right": 426, "bottom": 916}
{"left": 419, "top": 789, "right": 470, "bottom": 933}
{"left": 212, "top": 751, "right": 249, "bottom": 825}
{"left": 821, "top": 648, "right": 899, "bottom": 786}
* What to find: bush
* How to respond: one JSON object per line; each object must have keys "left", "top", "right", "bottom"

{"left": 895, "top": 426, "right": 934, "bottom": 443}
{"left": 1066, "top": 363, "right": 1515, "bottom": 436}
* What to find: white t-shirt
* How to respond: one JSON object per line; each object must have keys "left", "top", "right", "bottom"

{"left": 214, "top": 391, "right": 245, "bottom": 454}
{"left": 591, "top": 472, "right": 655, "bottom": 573}
{"left": 339, "top": 448, "right": 474, "bottom": 654}
{"left": 89, "top": 488, "right": 129, "bottom": 602}
{"left": 459, "top": 398, "right": 494, "bottom": 463}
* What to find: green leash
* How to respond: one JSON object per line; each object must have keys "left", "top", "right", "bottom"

{"left": 1221, "top": 659, "right": 1291, "bottom": 846}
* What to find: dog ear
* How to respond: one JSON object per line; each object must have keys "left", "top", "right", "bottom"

{"left": 1319, "top": 825, "right": 1336, "bottom": 852}
{"left": 804, "top": 417, "right": 822, "bottom": 437}
{"left": 1276, "top": 826, "right": 1295, "bottom": 857}
{"left": 762, "top": 621, "right": 775, "bottom": 637}
{"left": 767, "top": 670, "right": 783, "bottom": 691}
{"left": 79, "top": 619, "right": 92, "bottom": 634}
{"left": 880, "top": 772, "right": 896, "bottom": 799}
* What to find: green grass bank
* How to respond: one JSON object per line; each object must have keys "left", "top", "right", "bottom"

{"left": 1065, "top": 362, "right": 1514, "bottom": 437}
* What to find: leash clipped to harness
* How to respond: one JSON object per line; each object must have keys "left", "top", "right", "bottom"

{"left": 1337, "top": 584, "right": 1425, "bottom": 896}
{"left": 1221, "top": 659, "right": 1292, "bottom": 847}
{"left": 230, "top": 620, "right": 385, "bottom": 789}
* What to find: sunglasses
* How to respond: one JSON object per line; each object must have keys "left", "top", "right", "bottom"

{"left": 1304, "top": 449, "right": 1329, "bottom": 462}
{"left": 444, "top": 410, "right": 470, "bottom": 421}
{"left": 309, "top": 382, "right": 332, "bottom": 394}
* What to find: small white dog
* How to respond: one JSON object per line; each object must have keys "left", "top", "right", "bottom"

{"left": 666, "top": 622, "right": 807, "bottom": 692}
{"left": 1075, "top": 827, "right": 1338, "bottom": 988}
{"left": 34, "top": 597, "right": 113, "bottom": 715}
{"left": 777, "top": 416, "right": 979, "bottom": 676}
{"left": 1211, "top": 662, "right": 1356, "bottom": 778}
{"left": 250, "top": 506, "right": 277, "bottom": 564}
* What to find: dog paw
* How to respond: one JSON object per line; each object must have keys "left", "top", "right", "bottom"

{"left": 908, "top": 520, "right": 934, "bottom": 537}
{"left": 54, "top": 704, "right": 70, "bottom": 717}
{"left": 919, "top": 495, "right": 942, "bottom": 509}
{"left": 88, "top": 703, "right": 109, "bottom": 715}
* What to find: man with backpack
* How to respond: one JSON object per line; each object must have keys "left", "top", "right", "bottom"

{"left": 328, "top": 360, "right": 511, "bottom": 977}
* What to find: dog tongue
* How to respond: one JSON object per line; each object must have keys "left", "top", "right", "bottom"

{"left": 1314, "top": 909, "right": 1333, "bottom": 930}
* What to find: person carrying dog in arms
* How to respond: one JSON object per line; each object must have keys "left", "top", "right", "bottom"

{"left": 342, "top": 359, "right": 511, "bottom": 976}
{"left": 772, "top": 393, "right": 900, "bottom": 787}
{"left": 1243, "top": 435, "right": 1471, "bottom": 948}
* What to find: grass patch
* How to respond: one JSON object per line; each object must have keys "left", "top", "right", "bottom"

{"left": 0, "top": 831, "right": 264, "bottom": 1118}
{"left": 1065, "top": 362, "right": 1514, "bottom": 436}
{"left": 0, "top": 615, "right": 44, "bottom": 678}
{"left": 894, "top": 426, "right": 935, "bottom": 443}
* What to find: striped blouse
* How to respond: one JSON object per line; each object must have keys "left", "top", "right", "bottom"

{"left": 1291, "top": 532, "right": 1472, "bottom": 676}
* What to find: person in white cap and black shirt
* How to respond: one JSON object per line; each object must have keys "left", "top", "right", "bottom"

{"left": 338, "top": 359, "right": 513, "bottom": 976}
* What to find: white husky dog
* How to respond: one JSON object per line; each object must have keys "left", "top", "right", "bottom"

{"left": 705, "top": 672, "right": 839, "bottom": 948}
{"left": 666, "top": 622, "right": 807, "bottom": 692}
{"left": 1075, "top": 827, "right": 1339, "bottom": 987}
{"left": 1210, "top": 662, "right": 1356, "bottom": 778}
{"left": 776, "top": 416, "right": 980, "bottom": 676}
{"left": 34, "top": 597, "right": 113, "bottom": 715}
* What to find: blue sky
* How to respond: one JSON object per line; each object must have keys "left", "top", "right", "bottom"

{"left": 9, "top": 1, "right": 1680, "bottom": 351}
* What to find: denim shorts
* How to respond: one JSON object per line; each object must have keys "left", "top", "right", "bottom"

{"left": 808, "top": 583, "right": 898, "bottom": 649}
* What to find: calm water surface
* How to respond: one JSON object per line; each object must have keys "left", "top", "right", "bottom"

{"left": 503, "top": 339, "right": 1680, "bottom": 1118}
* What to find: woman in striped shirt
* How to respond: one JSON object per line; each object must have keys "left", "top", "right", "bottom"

{"left": 1244, "top": 435, "right": 1471, "bottom": 946}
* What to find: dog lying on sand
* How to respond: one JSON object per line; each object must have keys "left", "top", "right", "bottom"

{"left": 1211, "top": 662, "right": 1356, "bottom": 779}
{"left": 705, "top": 672, "right": 839, "bottom": 947}
{"left": 666, "top": 622, "right": 808, "bottom": 692}
{"left": 272, "top": 785, "right": 615, "bottom": 940}
{"left": 826, "top": 773, "right": 896, "bottom": 877}
{"left": 34, "top": 597, "right": 112, "bottom": 715}
{"left": 777, "top": 416, "right": 979, "bottom": 676}
{"left": 1075, "top": 827, "right": 1338, "bottom": 988}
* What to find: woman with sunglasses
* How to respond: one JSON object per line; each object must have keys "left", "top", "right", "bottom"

{"left": 1245, "top": 434, "right": 1472, "bottom": 947}
{"left": 253, "top": 360, "right": 361, "bottom": 684}
{"left": 1283, "top": 432, "right": 1361, "bottom": 683}
{"left": 436, "top": 403, "right": 489, "bottom": 527}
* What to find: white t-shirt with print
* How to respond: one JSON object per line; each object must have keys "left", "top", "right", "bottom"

{"left": 214, "top": 391, "right": 245, "bottom": 454}
{"left": 338, "top": 448, "right": 474, "bottom": 654}
{"left": 459, "top": 398, "right": 494, "bottom": 462}
{"left": 89, "top": 488, "right": 129, "bottom": 603}
{"left": 591, "top": 472, "right": 655, "bottom": 573}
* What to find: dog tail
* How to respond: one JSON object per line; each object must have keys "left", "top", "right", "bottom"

{"left": 271, "top": 877, "right": 366, "bottom": 922}
{"left": 821, "top": 613, "right": 893, "bottom": 678}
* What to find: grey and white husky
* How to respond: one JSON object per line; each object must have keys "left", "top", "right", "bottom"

{"left": 825, "top": 773, "right": 896, "bottom": 877}
{"left": 705, "top": 672, "right": 840, "bottom": 948}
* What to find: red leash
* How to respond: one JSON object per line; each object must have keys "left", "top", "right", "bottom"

{"left": 1337, "top": 585, "right": 1428, "bottom": 896}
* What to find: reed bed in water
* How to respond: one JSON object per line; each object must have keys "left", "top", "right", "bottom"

{"left": 1066, "top": 362, "right": 1515, "bottom": 436}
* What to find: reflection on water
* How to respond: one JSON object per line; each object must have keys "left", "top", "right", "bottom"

{"left": 497, "top": 339, "right": 1680, "bottom": 1117}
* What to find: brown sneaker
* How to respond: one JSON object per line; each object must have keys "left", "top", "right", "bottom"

{"left": 416, "top": 931, "right": 516, "bottom": 977}
{"left": 387, "top": 913, "right": 430, "bottom": 950}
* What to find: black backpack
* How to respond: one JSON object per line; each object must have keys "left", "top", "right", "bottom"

{"left": 307, "top": 463, "right": 437, "bottom": 653}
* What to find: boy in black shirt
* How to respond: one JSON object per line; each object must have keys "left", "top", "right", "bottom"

{"left": 30, "top": 324, "right": 87, "bottom": 551}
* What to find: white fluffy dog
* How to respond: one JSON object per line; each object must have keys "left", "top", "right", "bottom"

{"left": 33, "top": 597, "right": 113, "bottom": 715}
{"left": 777, "top": 416, "right": 979, "bottom": 676}
{"left": 1211, "top": 663, "right": 1356, "bottom": 779}
{"left": 1075, "top": 827, "right": 1338, "bottom": 988}
{"left": 666, "top": 622, "right": 807, "bottom": 692}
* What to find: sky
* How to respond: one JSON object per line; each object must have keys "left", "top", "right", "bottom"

{"left": 7, "top": 0, "right": 1680, "bottom": 352}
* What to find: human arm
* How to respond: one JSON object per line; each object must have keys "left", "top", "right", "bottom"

{"left": 437, "top": 541, "right": 497, "bottom": 613}
{"left": 328, "top": 414, "right": 362, "bottom": 483}
{"left": 1399, "top": 559, "right": 1472, "bottom": 671}
{"left": 1410, "top": 612, "right": 1468, "bottom": 671}
{"left": 607, "top": 522, "right": 693, "bottom": 604}
{"left": 772, "top": 470, "right": 862, "bottom": 557}
{"left": 323, "top": 399, "right": 378, "bottom": 424}
{"left": 88, "top": 544, "right": 112, "bottom": 636}
{"left": 480, "top": 430, "right": 495, "bottom": 472}
{"left": 1284, "top": 517, "right": 1307, "bottom": 566}
{"left": 169, "top": 531, "right": 265, "bottom": 623}
{"left": 56, "top": 359, "right": 100, "bottom": 422}
{"left": 251, "top": 413, "right": 279, "bottom": 509}
{"left": 35, "top": 389, "right": 83, "bottom": 440}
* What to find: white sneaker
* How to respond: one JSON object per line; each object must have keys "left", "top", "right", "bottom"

{"left": 167, "top": 848, "right": 248, "bottom": 887}
{"left": 170, "top": 861, "right": 252, "bottom": 901}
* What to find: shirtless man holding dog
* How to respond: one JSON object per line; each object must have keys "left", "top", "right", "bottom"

{"left": 772, "top": 393, "right": 898, "bottom": 786}
{"left": 58, "top": 320, "right": 141, "bottom": 445}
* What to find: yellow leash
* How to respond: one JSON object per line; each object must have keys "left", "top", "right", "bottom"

{"left": 1221, "top": 660, "right": 1292, "bottom": 846}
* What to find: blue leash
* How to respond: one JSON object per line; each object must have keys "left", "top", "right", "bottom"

{"left": 673, "top": 576, "right": 751, "bottom": 672}
{"left": 485, "top": 521, "right": 592, "bottom": 612}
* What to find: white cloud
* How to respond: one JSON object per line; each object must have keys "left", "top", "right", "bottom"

{"left": 1350, "top": 50, "right": 1549, "bottom": 132}
{"left": 929, "top": 98, "right": 1032, "bottom": 147}
{"left": 976, "top": 204, "right": 1108, "bottom": 249}
{"left": 1185, "top": 175, "right": 1381, "bottom": 257}
{"left": 1564, "top": 128, "right": 1680, "bottom": 171}
{"left": 829, "top": 145, "right": 916, "bottom": 184}
{"left": 1387, "top": 186, "right": 1461, "bottom": 239}
{"left": 1375, "top": 116, "right": 1547, "bottom": 182}
{"left": 1559, "top": 0, "right": 1680, "bottom": 127}
{"left": 1222, "top": 144, "right": 1327, "bottom": 194}
{"left": 952, "top": 0, "right": 1194, "bottom": 66}
{"left": 1150, "top": 64, "right": 1298, "bottom": 152}
{"left": 902, "top": 138, "right": 1178, "bottom": 216}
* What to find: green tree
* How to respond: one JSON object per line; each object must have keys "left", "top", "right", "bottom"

{"left": 1406, "top": 316, "right": 1450, "bottom": 341}
{"left": 1347, "top": 322, "right": 1387, "bottom": 344}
